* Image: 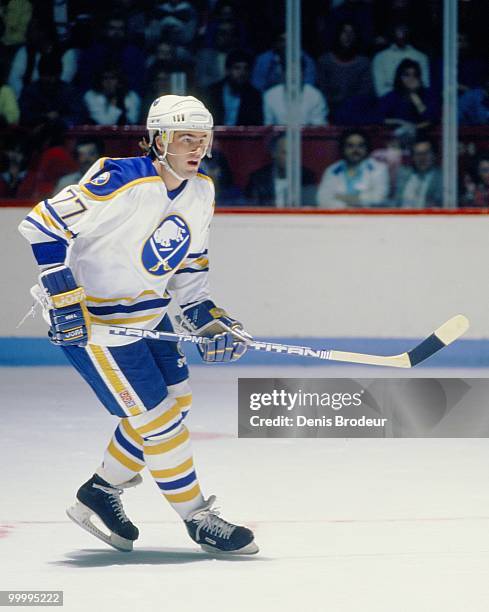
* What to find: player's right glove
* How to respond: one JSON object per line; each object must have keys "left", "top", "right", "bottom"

{"left": 39, "top": 265, "right": 90, "bottom": 346}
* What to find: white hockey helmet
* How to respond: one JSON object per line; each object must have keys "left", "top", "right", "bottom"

{"left": 146, "top": 95, "right": 214, "bottom": 160}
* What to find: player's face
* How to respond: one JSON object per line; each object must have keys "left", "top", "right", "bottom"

{"left": 166, "top": 131, "right": 212, "bottom": 178}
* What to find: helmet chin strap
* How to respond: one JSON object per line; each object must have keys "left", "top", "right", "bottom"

{"left": 152, "top": 146, "right": 188, "bottom": 182}
{"left": 160, "top": 155, "right": 188, "bottom": 182}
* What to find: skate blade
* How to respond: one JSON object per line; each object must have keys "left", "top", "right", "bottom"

{"left": 66, "top": 502, "right": 133, "bottom": 552}
{"left": 200, "top": 540, "right": 259, "bottom": 555}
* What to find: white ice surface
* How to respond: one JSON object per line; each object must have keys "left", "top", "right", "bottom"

{"left": 2, "top": 365, "right": 489, "bottom": 612}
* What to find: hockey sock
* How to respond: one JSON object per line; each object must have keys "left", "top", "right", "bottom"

{"left": 95, "top": 381, "right": 193, "bottom": 487}
{"left": 129, "top": 392, "right": 204, "bottom": 519}
{"left": 96, "top": 419, "right": 145, "bottom": 485}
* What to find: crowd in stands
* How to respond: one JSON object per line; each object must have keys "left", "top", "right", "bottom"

{"left": 0, "top": 0, "right": 487, "bottom": 207}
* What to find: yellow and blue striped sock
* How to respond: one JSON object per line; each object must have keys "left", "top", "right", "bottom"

{"left": 143, "top": 425, "right": 203, "bottom": 519}
{"left": 96, "top": 419, "right": 145, "bottom": 485}
{"left": 129, "top": 391, "right": 204, "bottom": 519}
{"left": 96, "top": 385, "right": 202, "bottom": 518}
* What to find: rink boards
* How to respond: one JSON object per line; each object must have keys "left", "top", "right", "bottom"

{"left": 1, "top": 208, "right": 487, "bottom": 367}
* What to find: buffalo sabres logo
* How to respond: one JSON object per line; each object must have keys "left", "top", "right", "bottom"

{"left": 142, "top": 214, "right": 191, "bottom": 276}
{"left": 90, "top": 171, "right": 110, "bottom": 186}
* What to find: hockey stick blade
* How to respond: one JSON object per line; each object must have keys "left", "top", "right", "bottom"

{"left": 326, "top": 314, "right": 469, "bottom": 368}
{"left": 96, "top": 314, "right": 469, "bottom": 369}
{"left": 406, "top": 313, "right": 469, "bottom": 367}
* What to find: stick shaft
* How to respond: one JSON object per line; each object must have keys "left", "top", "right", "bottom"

{"left": 92, "top": 314, "right": 468, "bottom": 369}
{"left": 93, "top": 324, "right": 332, "bottom": 360}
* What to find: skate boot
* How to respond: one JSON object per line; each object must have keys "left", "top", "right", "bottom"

{"left": 185, "top": 495, "right": 258, "bottom": 555}
{"left": 66, "top": 473, "right": 141, "bottom": 552}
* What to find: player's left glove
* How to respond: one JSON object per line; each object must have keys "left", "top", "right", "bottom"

{"left": 180, "top": 299, "right": 251, "bottom": 363}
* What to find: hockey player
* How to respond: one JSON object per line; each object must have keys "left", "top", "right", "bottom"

{"left": 18, "top": 95, "right": 258, "bottom": 555}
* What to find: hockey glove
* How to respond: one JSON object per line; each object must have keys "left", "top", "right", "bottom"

{"left": 39, "top": 265, "right": 90, "bottom": 346}
{"left": 180, "top": 299, "right": 251, "bottom": 363}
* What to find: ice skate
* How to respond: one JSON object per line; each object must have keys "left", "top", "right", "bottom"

{"left": 66, "top": 473, "right": 141, "bottom": 552}
{"left": 185, "top": 495, "right": 258, "bottom": 555}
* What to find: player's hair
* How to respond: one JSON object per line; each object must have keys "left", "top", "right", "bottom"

{"left": 139, "top": 136, "right": 152, "bottom": 156}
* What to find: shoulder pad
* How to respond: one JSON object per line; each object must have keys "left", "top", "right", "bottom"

{"left": 196, "top": 168, "right": 214, "bottom": 185}
{"left": 80, "top": 157, "right": 160, "bottom": 200}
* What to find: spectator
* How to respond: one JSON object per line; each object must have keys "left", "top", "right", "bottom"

{"left": 54, "top": 137, "right": 105, "bottom": 192}
{"left": 200, "top": 149, "right": 246, "bottom": 205}
{"left": 395, "top": 137, "right": 442, "bottom": 208}
{"left": 33, "top": 0, "right": 69, "bottom": 42}
{"left": 317, "top": 129, "right": 389, "bottom": 208}
{"left": 246, "top": 133, "right": 317, "bottom": 206}
{"left": 0, "top": 59, "right": 19, "bottom": 125}
{"left": 114, "top": 0, "right": 147, "bottom": 43}
{"left": 146, "top": 0, "right": 199, "bottom": 47}
{"left": 146, "top": 40, "right": 193, "bottom": 74}
{"left": 201, "top": 50, "right": 263, "bottom": 126}
{"left": 141, "top": 61, "right": 171, "bottom": 116}
{"left": 16, "top": 120, "right": 77, "bottom": 199}
{"left": 0, "top": 0, "right": 32, "bottom": 51}
{"left": 0, "top": 136, "right": 28, "bottom": 197}
{"left": 319, "top": 0, "right": 376, "bottom": 56}
{"left": 374, "top": 0, "right": 413, "bottom": 43}
{"left": 75, "top": 16, "right": 146, "bottom": 94}
{"left": 19, "top": 54, "right": 84, "bottom": 127}
{"left": 432, "top": 32, "right": 488, "bottom": 97}
{"left": 263, "top": 80, "right": 328, "bottom": 126}
{"left": 83, "top": 66, "right": 141, "bottom": 125}
{"left": 202, "top": 0, "right": 249, "bottom": 51}
{"left": 317, "top": 21, "right": 373, "bottom": 120}
{"left": 458, "top": 73, "right": 489, "bottom": 126}
{"left": 461, "top": 153, "right": 489, "bottom": 208}
{"left": 371, "top": 134, "right": 403, "bottom": 200}
{"left": 372, "top": 23, "right": 430, "bottom": 97}
{"left": 379, "top": 59, "right": 440, "bottom": 138}
{"left": 251, "top": 32, "right": 316, "bottom": 93}
{"left": 8, "top": 18, "right": 78, "bottom": 97}
{"left": 194, "top": 20, "right": 242, "bottom": 89}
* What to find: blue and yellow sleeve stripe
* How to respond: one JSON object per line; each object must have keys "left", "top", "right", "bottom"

{"left": 20, "top": 200, "right": 76, "bottom": 265}
{"left": 175, "top": 250, "right": 209, "bottom": 275}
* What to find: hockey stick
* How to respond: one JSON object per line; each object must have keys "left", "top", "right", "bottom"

{"left": 92, "top": 314, "right": 469, "bottom": 368}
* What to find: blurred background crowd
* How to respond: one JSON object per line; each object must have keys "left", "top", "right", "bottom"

{"left": 0, "top": 0, "right": 488, "bottom": 207}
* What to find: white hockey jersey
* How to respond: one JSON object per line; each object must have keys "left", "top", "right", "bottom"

{"left": 19, "top": 156, "right": 215, "bottom": 346}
